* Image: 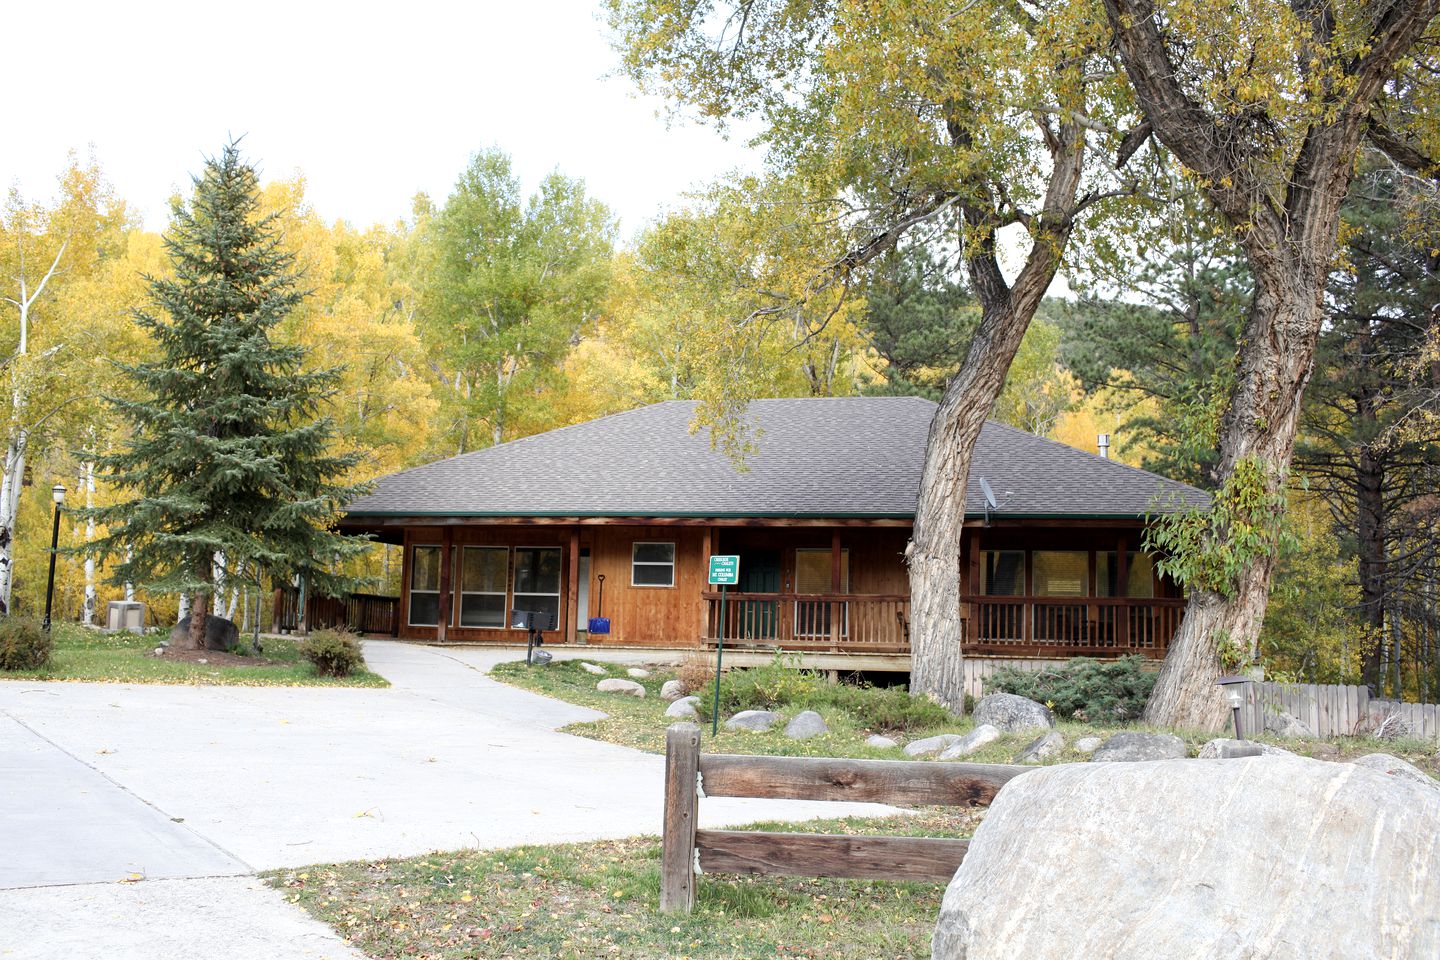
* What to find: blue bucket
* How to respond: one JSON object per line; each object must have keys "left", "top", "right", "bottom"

{"left": 587, "top": 617, "right": 611, "bottom": 635}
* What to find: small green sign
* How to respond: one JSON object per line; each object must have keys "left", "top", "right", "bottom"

{"left": 708, "top": 554, "right": 740, "bottom": 586}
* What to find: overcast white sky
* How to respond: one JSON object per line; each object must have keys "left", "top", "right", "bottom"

{"left": 4, "top": 0, "right": 759, "bottom": 238}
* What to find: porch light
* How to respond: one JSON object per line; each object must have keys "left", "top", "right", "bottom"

{"left": 1216, "top": 675, "right": 1249, "bottom": 739}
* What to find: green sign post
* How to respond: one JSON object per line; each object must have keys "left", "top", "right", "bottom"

{"left": 707, "top": 555, "right": 740, "bottom": 735}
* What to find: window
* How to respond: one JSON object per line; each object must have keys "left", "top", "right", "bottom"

{"left": 459, "top": 546, "right": 508, "bottom": 628}
{"left": 631, "top": 541, "right": 676, "bottom": 587}
{"left": 408, "top": 545, "right": 441, "bottom": 626}
{"left": 794, "top": 548, "right": 849, "bottom": 637}
{"left": 980, "top": 550, "right": 1025, "bottom": 595}
{"left": 1097, "top": 551, "right": 1155, "bottom": 598}
{"left": 1032, "top": 551, "right": 1087, "bottom": 597}
{"left": 512, "top": 547, "right": 562, "bottom": 627}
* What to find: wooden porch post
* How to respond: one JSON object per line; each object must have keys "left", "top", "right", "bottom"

{"left": 829, "top": 529, "right": 842, "bottom": 646}
{"left": 437, "top": 527, "right": 452, "bottom": 643}
{"left": 701, "top": 527, "right": 713, "bottom": 644}
{"left": 1116, "top": 536, "right": 1130, "bottom": 648}
{"left": 566, "top": 528, "right": 580, "bottom": 645}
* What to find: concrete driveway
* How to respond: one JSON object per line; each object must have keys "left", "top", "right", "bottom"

{"left": 0, "top": 641, "right": 889, "bottom": 959}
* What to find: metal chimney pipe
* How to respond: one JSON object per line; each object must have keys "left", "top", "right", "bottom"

{"left": 1097, "top": 433, "right": 1110, "bottom": 459}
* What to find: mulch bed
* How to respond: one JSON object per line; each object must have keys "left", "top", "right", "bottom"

{"left": 153, "top": 645, "right": 277, "bottom": 666}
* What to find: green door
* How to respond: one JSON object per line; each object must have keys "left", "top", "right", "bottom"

{"left": 738, "top": 550, "right": 780, "bottom": 640}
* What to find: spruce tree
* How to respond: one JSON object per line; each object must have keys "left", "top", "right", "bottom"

{"left": 86, "top": 142, "right": 370, "bottom": 648}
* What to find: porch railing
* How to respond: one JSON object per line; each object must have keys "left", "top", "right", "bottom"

{"left": 962, "top": 595, "right": 1184, "bottom": 658}
{"left": 701, "top": 592, "right": 911, "bottom": 653}
{"left": 272, "top": 588, "right": 401, "bottom": 637}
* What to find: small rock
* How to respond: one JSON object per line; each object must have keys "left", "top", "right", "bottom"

{"left": 904, "top": 733, "right": 964, "bottom": 758}
{"left": 1263, "top": 709, "right": 1314, "bottom": 739}
{"left": 660, "top": 680, "right": 687, "bottom": 701}
{"left": 1351, "top": 753, "right": 1440, "bottom": 792}
{"left": 596, "top": 678, "right": 645, "bottom": 698}
{"left": 1308, "top": 742, "right": 1340, "bottom": 760}
{"left": 152, "top": 647, "right": 165, "bottom": 657}
{"left": 938, "top": 724, "right": 1002, "bottom": 760}
{"left": 972, "top": 693, "right": 1055, "bottom": 733}
{"left": 579, "top": 662, "right": 606, "bottom": 676}
{"left": 197, "top": 658, "right": 207, "bottom": 665}
{"left": 1014, "top": 730, "right": 1066, "bottom": 764}
{"left": 1197, "top": 738, "right": 1295, "bottom": 759}
{"left": 666, "top": 696, "right": 701, "bottom": 720}
{"left": 1075, "top": 736, "right": 1104, "bottom": 754}
{"left": 784, "top": 710, "right": 829, "bottom": 740}
{"left": 627, "top": 667, "right": 651, "bottom": 679}
{"left": 866, "top": 734, "right": 899, "bottom": 749}
{"left": 725, "top": 710, "right": 780, "bottom": 732}
{"left": 1092, "top": 732, "right": 1187, "bottom": 762}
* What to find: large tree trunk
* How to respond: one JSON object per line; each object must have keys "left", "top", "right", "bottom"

{"left": 1355, "top": 422, "right": 1388, "bottom": 690}
{"left": 186, "top": 558, "right": 211, "bottom": 650}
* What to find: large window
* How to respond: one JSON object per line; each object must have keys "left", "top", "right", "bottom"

{"left": 980, "top": 550, "right": 1025, "bottom": 595}
{"left": 1032, "top": 551, "right": 1088, "bottom": 597}
{"left": 409, "top": 545, "right": 441, "bottom": 626}
{"left": 1097, "top": 551, "right": 1156, "bottom": 598}
{"left": 459, "top": 546, "right": 509, "bottom": 628}
{"left": 512, "top": 547, "right": 562, "bottom": 626}
{"left": 794, "top": 548, "right": 849, "bottom": 637}
{"left": 631, "top": 542, "right": 676, "bottom": 587}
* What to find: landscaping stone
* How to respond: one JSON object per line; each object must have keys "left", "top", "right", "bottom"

{"left": 665, "top": 696, "right": 701, "bottom": 720}
{"left": 626, "top": 667, "right": 650, "bottom": 679}
{"left": 1351, "top": 753, "right": 1440, "bottom": 793}
{"left": 903, "top": 734, "right": 963, "bottom": 758}
{"left": 937, "top": 724, "right": 1001, "bottom": 760}
{"left": 1074, "top": 736, "right": 1103, "bottom": 754}
{"left": 1308, "top": 742, "right": 1340, "bottom": 760}
{"left": 1197, "top": 738, "right": 1295, "bottom": 759}
{"left": 1091, "top": 732, "right": 1187, "bottom": 762}
{"left": 595, "top": 678, "right": 645, "bottom": 698}
{"left": 659, "top": 680, "right": 687, "bottom": 701}
{"left": 1263, "top": 709, "right": 1314, "bottom": 739}
{"left": 972, "top": 693, "right": 1054, "bottom": 734}
{"left": 170, "top": 615, "right": 241, "bottom": 653}
{"left": 725, "top": 710, "right": 779, "bottom": 732}
{"left": 866, "top": 735, "right": 899, "bottom": 749}
{"left": 578, "top": 662, "right": 606, "bottom": 675}
{"left": 1014, "top": 731, "right": 1065, "bottom": 765}
{"left": 784, "top": 710, "right": 829, "bottom": 740}
{"left": 932, "top": 754, "right": 1440, "bottom": 959}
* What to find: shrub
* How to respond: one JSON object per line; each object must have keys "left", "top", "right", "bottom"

{"left": 674, "top": 652, "right": 714, "bottom": 694}
{"left": 986, "top": 656, "right": 1156, "bottom": 723}
{"left": 0, "top": 618, "right": 52, "bottom": 671}
{"left": 817, "top": 681, "right": 953, "bottom": 732}
{"left": 300, "top": 628, "right": 366, "bottom": 678}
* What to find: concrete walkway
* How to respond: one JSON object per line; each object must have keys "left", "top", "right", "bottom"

{"left": 0, "top": 641, "right": 889, "bottom": 959}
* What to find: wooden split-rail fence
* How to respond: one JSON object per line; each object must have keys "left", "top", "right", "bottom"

{"left": 660, "top": 723, "right": 1025, "bottom": 913}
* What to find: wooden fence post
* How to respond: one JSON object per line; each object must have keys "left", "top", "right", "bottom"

{"left": 661, "top": 723, "right": 701, "bottom": 914}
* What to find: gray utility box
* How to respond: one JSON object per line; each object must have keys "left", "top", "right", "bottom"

{"left": 105, "top": 601, "right": 146, "bottom": 633}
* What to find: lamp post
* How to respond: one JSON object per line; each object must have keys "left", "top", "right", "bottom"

{"left": 1216, "top": 675, "right": 1249, "bottom": 739}
{"left": 42, "top": 483, "right": 65, "bottom": 632}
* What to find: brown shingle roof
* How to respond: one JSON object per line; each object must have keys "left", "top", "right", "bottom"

{"left": 344, "top": 397, "right": 1208, "bottom": 519}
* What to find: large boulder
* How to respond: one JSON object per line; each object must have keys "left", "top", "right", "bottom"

{"left": 1351, "top": 753, "right": 1439, "bottom": 793}
{"left": 724, "top": 710, "right": 779, "bottom": 732}
{"left": 972, "top": 693, "right": 1055, "bottom": 734}
{"left": 170, "top": 615, "right": 243, "bottom": 653}
{"left": 596, "top": 678, "right": 645, "bottom": 697}
{"left": 937, "top": 724, "right": 1001, "bottom": 761}
{"left": 784, "top": 710, "right": 829, "bottom": 740}
{"left": 660, "top": 680, "right": 688, "bottom": 701}
{"left": 665, "top": 696, "right": 701, "bottom": 720}
{"left": 1197, "top": 738, "right": 1295, "bottom": 760}
{"left": 1263, "top": 709, "right": 1314, "bottom": 739}
{"left": 933, "top": 756, "right": 1440, "bottom": 959}
{"left": 1091, "top": 732, "right": 1187, "bottom": 762}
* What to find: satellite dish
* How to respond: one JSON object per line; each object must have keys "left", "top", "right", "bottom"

{"left": 979, "top": 477, "right": 999, "bottom": 510}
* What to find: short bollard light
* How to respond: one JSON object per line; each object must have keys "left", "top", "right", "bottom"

{"left": 1216, "top": 674, "right": 1249, "bottom": 739}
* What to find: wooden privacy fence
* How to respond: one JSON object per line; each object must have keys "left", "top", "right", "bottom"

{"left": 660, "top": 723, "right": 1025, "bottom": 913}
{"left": 1237, "top": 680, "right": 1440, "bottom": 740}
{"left": 272, "top": 588, "right": 400, "bottom": 637}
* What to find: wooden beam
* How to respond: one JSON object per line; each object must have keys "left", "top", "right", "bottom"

{"left": 343, "top": 515, "right": 915, "bottom": 529}
{"left": 695, "top": 830, "right": 968, "bottom": 883}
{"left": 437, "top": 527, "right": 453, "bottom": 643}
{"left": 829, "top": 529, "right": 842, "bottom": 646}
{"left": 565, "top": 528, "right": 580, "bottom": 645}
{"left": 661, "top": 724, "right": 701, "bottom": 913}
{"left": 1116, "top": 536, "right": 1129, "bottom": 647}
{"left": 697, "top": 754, "right": 1023, "bottom": 806}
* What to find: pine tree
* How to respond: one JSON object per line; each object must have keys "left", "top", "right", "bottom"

{"left": 85, "top": 142, "right": 370, "bottom": 649}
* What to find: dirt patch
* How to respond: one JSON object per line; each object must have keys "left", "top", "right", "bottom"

{"left": 153, "top": 645, "right": 277, "bottom": 667}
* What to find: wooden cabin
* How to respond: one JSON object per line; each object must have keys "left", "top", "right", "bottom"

{"left": 331, "top": 397, "right": 1206, "bottom": 678}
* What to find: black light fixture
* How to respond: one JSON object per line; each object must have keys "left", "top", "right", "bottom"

{"left": 1216, "top": 674, "right": 1249, "bottom": 739}
{"left": 42, "top": 483, "right": 65, "bottom": 633}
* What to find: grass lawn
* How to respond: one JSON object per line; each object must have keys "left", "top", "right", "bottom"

{"left": 493, "top": 657, "right": 1439, "bottom": 773}
{"left": 267, "top": 809, "right": 981, "bottom": 960}
{"left": 0, "top": 623, "right": 387, "bottom": 687}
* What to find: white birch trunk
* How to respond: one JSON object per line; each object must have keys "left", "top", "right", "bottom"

{"left": 82, "top": 461, "right": 97, "bottom": 625}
